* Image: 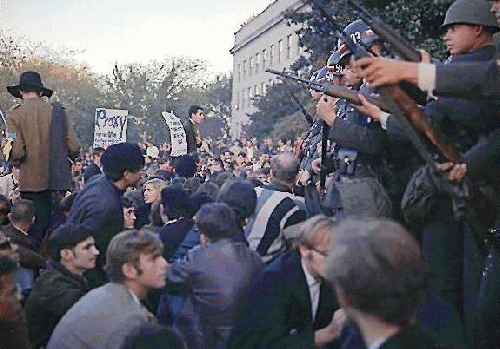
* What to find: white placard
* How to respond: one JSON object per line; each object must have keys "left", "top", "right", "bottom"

{"left": 162, "top": 112, "right": 187, "bottom": 157}
{"left": 93, "top": 108, "right": 128, "bottom": 148}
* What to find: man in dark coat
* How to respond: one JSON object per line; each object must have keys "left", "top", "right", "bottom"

{"left": 67, "top": 143, "right": 144, "bottom": 288}
{"left": 183, "top": 105, "right": 205, "bottom": 155}
{"left": 228, "top": 215, "right": 344, "bottom": 349}
{"left": 24, "top": 223, "right": 99, "bottom": 348}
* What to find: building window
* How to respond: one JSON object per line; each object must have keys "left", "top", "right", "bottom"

{"left": 255, "top": 52, "right": 261, "bottom": 73}
{"left": 248, "top": 87, "right": 252, "bottom": 107}
{"left": 241, "top": 90, "right": 245, "bottom": 109}
{"left": 242, "top": 60, "right": 247, "bottom": 79}
{"left": 278, "top": 39, "right": 283, "bottom": 63}
{"left": 237, "top": 63, "right": 241, "bottom": 83}
{"left": 262, "top": 49, "right": 266, "bottom": 69}
{"left": 287, "top": 34, "right": 292, "bottom": 59}
{"left": 270, "top": 45, "right": 274, "bottom": 66}
{"left": 262, "top": 82, "right": 267, "bottom": 94}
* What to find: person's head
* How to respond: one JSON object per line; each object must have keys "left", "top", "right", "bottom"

{"left": 160, "top": 187, "right": 195, "bottom": 220}
{"left": 143, "top": 178, "right": 166, "bottom": 204}
{"left": 122, "top": 323, "right": 186, "bottom": 349}
{"left": 173, "top": 155, "right": 197, "bottom": 178}
{"left": 104, "top": 230, "right": 166, "bottom": 299}
{"left": 270, "top": 152, "right": 300, "bottom": 185}
{"left": 8, "top": 199, "right": 35, "bottom": 229}
{"left": 188, "top": 105, "right": 205, "bottom": 125}
{"left": 209, "top": 158, "right": 224, "bottom": 174}
{"left": 323, "top": 218, "right": 425, "bottom": 327}
{"left": 195, "top": 202, "right": 238, "bottom": 244}
{"left": 101, "top": 143, "right": 145, "bottom": 187}
{"left": 492, "top": 0, "right": 500, "bottom": 26}
{"left": 92, "top": 147, "right": 105, "bottom": 166}
{"left": 7, "top": 71, "right": 53, "bottom": 99}
{"left": 442, "top": 0, "right": 498, "bottom": 54}
{"left": 0, "top": 195, "right": 11, "bottom": 225}
{"left": 217, "top": 179, "right": 256, "bottom": 227}
{"left": 0, "top": 255, "right": 21, "bottom": 323}
{"left": 295, "top": 215, "right": 336, "bottom": 278}
{"left": 49, "top": 223, "right": 99, "bottom": 275}
{"left": 122, "top": 197, "right": 136, "bottom": 230}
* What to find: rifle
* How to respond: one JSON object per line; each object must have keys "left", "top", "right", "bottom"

{"left": 267, "top": 68, "right": 390, "bottom": 112}
{"left": 289, "top": 93, "right": 314, "bottom": 126}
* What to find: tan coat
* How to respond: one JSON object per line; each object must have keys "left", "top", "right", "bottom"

{"left": 7, "top": 98, "right": 81, "bottom": 192}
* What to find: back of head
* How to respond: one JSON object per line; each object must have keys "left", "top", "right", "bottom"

{"left": 9, "top": 199, "right": 34, "bottom": 224}
{"left": 173, "top": 155, "right": 197, "bottom": 178}
{"left": 442, "top": 0, "right": 498, "bottom": 30}
{"left": 122, "top": 323, "right": 186, "bottom": 349}
{"left": 101, "top": 143, "right": 145, "bottom": 182}
{"left": 104, "top": 230, "right": 163, "bottom": 283}
{"left": 270, "top": 152, "right": 300, "bottom": 184}
{"left": 195, "top": 202, "right": 237, "bottom": 241}
{"left": 0, "top": 255, "right": 16, "bottom": 280}
{"left": 217, "top": 179, "right": 257, "bottom": 221}
{"left": 160, "top": 187, "right": 195, "bottom": 219}
{"left": 324, "top": 218, "right": 425, "bottom": 326}
{"left": 49, "top": 223, "right": 94, "bottom": 262}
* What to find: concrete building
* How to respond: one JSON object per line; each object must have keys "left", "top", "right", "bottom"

{"left": 229, "top": 0, "right": 309, "bottom": 138}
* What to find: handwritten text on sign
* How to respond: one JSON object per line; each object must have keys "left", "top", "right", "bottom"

{"left": 93, "top": 108, "right": 128, "bottom": 148}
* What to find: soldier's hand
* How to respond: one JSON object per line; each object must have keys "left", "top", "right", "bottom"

{"left": 296, "top": 170, "right": 311, "bottom": 186}
{"left": 437, "top": 162, "right": 467, "bottom": 183}
{"left": 316, "top": 95, "right": 337, "bottom": 126}
{"left": 355, "top": 57, "right": 419, "bottom": 87}
{"left": 356, "top": 94, "right": 382, "bottom": 120}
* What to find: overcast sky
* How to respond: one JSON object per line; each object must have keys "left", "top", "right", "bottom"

{"left": 1, "top": 0, "right": 273, "bottom": 75}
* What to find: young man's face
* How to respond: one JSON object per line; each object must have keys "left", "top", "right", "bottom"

{"left": 443, "top": 24, "right": 479, "bottom": 55}
{"left": 0, "top": 273, "right": 22, "bottom": 323}
{"left": 123, "top": 207, "right": 136, "bottom": 230}
{"left": 66, "top": 236, "right": 99, "bottom": 273}
{"left": 191, "top": 110, "right": 205, "bottom": 125}
{"left": 143, "top": 184, "right": 161, "bottom": 204}
{"left": 299, "top": 231, "right": 331, "bottom": 278}
{"left": 135, "top": 251, "right": 167, "bottom": 291}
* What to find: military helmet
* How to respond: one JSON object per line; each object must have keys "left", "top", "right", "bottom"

{"left": 343, "top": 19, "right": 380, "bottom": 49}
{"left": 327, "top": 51, "right": 344, "bottom": 76}
{"left": 442, "top": 0, "right": 498, "bottom": 29}
{"left": 310, "top": 67, "right": 329, "bottom": 82}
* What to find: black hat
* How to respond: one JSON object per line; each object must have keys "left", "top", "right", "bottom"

{"left": 7, "top": 71, "right": 53, "bottom": 98}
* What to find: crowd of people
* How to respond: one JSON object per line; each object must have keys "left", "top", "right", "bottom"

{"left": 1, "top": 0, "right": 500, "bottom": 348}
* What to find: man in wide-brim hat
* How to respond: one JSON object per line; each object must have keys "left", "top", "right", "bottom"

{"left": 6, "top": 71, "right": 81, "bottom": 244}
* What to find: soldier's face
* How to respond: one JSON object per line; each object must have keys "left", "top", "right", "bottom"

{"left": 492, "top": 1, "right": 500, "bottom": 26}
{"left": 443, "top": 24, "right": 478, "bottom": 55}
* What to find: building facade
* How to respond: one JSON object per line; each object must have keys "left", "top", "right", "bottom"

{"left": 229, "top": 0, "right": 308, "bottom": 139}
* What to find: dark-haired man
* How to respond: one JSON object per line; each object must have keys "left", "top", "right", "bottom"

{"left": 183, "top": 105, "right": 205, "bottom": 154}
{"left": 47, "top": 230, "right": 167, "bottom": 349}
{"left": 68, "top": 142, "right": 144, "bottom": 288}
{"left": 24, "top": 223, "right": 99, "bottom": 348}
{"left": 159, "top": 202, "right": 263, "bottom": 349}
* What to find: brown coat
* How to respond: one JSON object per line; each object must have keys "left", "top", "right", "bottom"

{"left": 7, "top": 98, "right": 81, "bottom": 192}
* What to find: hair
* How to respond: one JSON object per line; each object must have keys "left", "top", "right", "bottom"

{"left": 293, "top": 215, "right": 337, "bottom": 251}
{"left": 104, "top": 230, "right": 163, "bottom": 283}
{"left": 148, "top": 202, "right": 163, "bottom": 227}
{"left": 195, "top": 182, "right": 220, "bottom": 199}
{"left": 0, "top": 194, "right": 11, "bottom": 215}
{"left": 9, "top": 199, "right": 35, "bottom": 224}
{"left": 0, "top": 255, "right": 17, "bottom": 290}
{"left": 49, "top": 223, "right": 94, "bottom": 262}
{"left": 188, "top": 105, "right": 203, "bottom": 118}
{"left": 217, "top": 179, "right": 256, "bottom": 222}
{"left": 102, "top": 143, "right": 145, "bottom": 182}
{"left": 184, "top": 176, "right": 201, "bottom": 194}
{"left": 195, "top": 202, "right": 237, "bottom": 241}
{"left": 121, "top": 196, "right": 135, "bottom": 209}
{"left": 92, "top": 147, "right": 105, "bottom": 157}
{"left": 324, "top": 218, "right": 426, "bottom": 326}
{"left": 122, "top": 323, "right": 186, "bottom": 349}
{"left": 270, "top": 152, "right": 300, "bottom": 184}
{"left": 143, "top": 178, "right": 166, "bottom": 195}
